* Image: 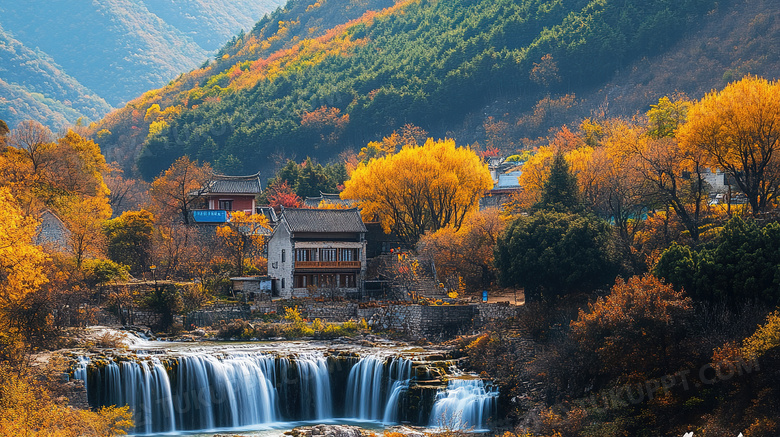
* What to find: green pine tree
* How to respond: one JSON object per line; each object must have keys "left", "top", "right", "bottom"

{"left": 533, "top": 152, "right": 582, "bottom": 213}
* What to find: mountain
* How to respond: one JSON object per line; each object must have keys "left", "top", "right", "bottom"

{"left": 0, "top": 25, "right": 112, "bottom": 129}
{"left": 88, "top": 0, "right": 773, "bottom": 181}
{"left": 0, "top": 0, "right": 284, "bottom": 128}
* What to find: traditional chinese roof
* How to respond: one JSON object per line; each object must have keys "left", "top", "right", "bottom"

{"left": 203, "top": 173, "right": 262, "bottom": 195}
{"left": 303, "top": 192, "right": 357, "bottom": 208}
{"left": 280, "top": 208, "right": 367, "bottom": 234}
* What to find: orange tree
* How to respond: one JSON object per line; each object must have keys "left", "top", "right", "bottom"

{"left": 342, "top": 138, "right": 492, "bottom": 246}
{"left": 570, "top": 274, "right": 694, "bottom": 386}
{"left": 149, "top": 156, "right": 212, "bottom": 224}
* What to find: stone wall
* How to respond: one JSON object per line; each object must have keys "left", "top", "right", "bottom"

{"left": 190, "top": 299, "right": 519, "bottom": 339}
{"left": 473, "top": 302, "right": 521, "bottom": 328}
{"left": 185, "top": 303, "right": 251, "bottom": 327}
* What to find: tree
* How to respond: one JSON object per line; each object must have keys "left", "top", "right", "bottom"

{"left": 266, "top": 180, "right": 303, "bottom": 210}
{"left": 677, "top": 76, "right": 780, "bottom": 214}
{"left": 570, "top": 274, "right": 693, "bottom": 385}
{"left": 60, "top": 195, "right": 112, "bottom": 268}
{"left": 417, "top": 208, "right": 506, "bottom": 289}
{"left": 149, "top": 156, "right": 212, "bottom": 224}
{"left": 532, "top": 151, "right": 582, "bottom": 213}
{"left": 342, "top": 138, "right": 493, "bottom": 245}
{"left": 494, "top": 211, "right": 617, "bottom": 302}
{"left": 104, "top": 210, "right": 155, "bottom": 274}
{"left": 655, "top": 216, "right": 780, "bottom": 306}
{"left": 0, "top": 188, "right": 48, "bottom": 307}
{"left": 647, "top": 94, "right": 690, "bottom": 139}
{"left": 7, "top": 120, "right": 53, "bottom": 175}
{"left": 215, "top": 211, "right": 270, "bottom": 277}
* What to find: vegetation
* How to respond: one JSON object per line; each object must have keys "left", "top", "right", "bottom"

{"left": 342, "top": 138, "right": 492, "bottom": 245}
{"left": 85, "top": 0, "right": 716, "bottom": 178}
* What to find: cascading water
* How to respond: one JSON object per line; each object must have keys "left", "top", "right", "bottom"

{"left": 429, "top": 377, "right": 498, "bottom": 431}
{"left": 77, "top": 350, "right": 494, "bottom": 435}
{"left": 382, "top": 357, "right": 412, "bottom": 424}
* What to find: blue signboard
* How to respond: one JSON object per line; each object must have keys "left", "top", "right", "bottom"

{"left": 482, "top": 290, "right": 488, "bottom": 302}
{"left": 192, "top": 210, "right": 228, "bottom": 223}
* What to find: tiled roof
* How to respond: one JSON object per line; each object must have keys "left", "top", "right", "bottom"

{"left": 282, "top": 208, "right": 367, "bottom": 233}
{"left": 303, "top": 192, "right": 357, "bottom": 208}
{"left": 204, "top": 173, "right": 262, "bottom": 195}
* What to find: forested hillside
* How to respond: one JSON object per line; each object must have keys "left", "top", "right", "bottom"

{"left": 0, "top": 0, "right": 283, "bottom": 128}
{"left": 87, "top": 0, "right": 720, "bottom": 180}
{"left": 0, "top": 26, "right": 112, "bottom": 128}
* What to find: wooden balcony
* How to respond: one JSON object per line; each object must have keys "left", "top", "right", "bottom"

{"left": 294, "top": 261, "right": 361, "bottom": 269}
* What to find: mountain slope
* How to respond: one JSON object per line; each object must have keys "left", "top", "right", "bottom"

{"left": 0, "top": 0, "right": 284, "bottom": 128}
{"left": 90, "top": 0, "right": 715, "bottom": 179}
{"left": 0, "top": 26, "right": 112, "bottom": 129}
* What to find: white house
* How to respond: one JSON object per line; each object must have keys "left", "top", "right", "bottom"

{"left": 267, "top": 208, "right": 367, "bottom": 299}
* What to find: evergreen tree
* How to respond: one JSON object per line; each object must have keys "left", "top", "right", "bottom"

{"left": 533, "top": 152, "right": 582, "bottom": 213}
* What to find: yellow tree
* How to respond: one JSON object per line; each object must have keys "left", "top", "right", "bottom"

{"left": 149, "top": 156, "right": 212, "bottom": 224}
{"left": 0, "top": 188, "right": 48, "bottom": 307}
{"left": 60, "top": 195, "right": 112, "bottom": 268}
{"left": 215, "top": 212, "right": 270, "bottom": 277}
{"left": 342, "top": 138, "right": 493, "bottom": 245}
{"left": 678, "top": 76, "right": 780, "bottom": 214}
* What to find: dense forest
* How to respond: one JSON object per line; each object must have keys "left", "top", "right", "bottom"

{"left": 87, "top": 0, "right": 720, "bottom": 180}
{"left": 0, "top": 0, "right": 283, "bottom": 128}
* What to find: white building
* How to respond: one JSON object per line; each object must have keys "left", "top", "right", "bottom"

{"left": 267, "top": 208, "right": 367, "bottom": 299}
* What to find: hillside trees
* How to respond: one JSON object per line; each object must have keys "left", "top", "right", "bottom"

{"left": 91, "top": 0, "right": 714, "bottom": 179}
{"left": 149, "top": 156, "right": 212, "bottom": 225}
{"left": 341, "top": 138, "right": 492, "bottom": 245}
{"left": 678, "top": 76, "right": 780, "bottom": 214}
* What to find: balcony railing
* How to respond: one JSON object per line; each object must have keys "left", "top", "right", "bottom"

{"left": 294, "top": 261, "right": 361, "bottom": 269}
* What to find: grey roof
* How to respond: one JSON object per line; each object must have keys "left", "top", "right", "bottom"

{"left": 281, "top": 208, "right": 367, "bottom": 233}
{"left": 303, "top": 192, "right": 357, "bottom": 208}
{"left": 204, "top": 173, "right": 262, "bottom": 195}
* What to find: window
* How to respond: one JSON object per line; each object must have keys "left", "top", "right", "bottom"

{"left": 321, "top": 248, "right": 337, "bottom": 262}
{"left": 281, "top": 278, "right": 285, "bottom": 289}
{"left": 295, "top": 249, "right": 312, "bottom": 262}
{"left": 218, "top": 199, "right": 233, "bottom": 211}
{"left": 294, "top": 275, "right": 307, "bottom": 288}
{"left": 340, "top": 249, "right": 357, "bottom": 261}
{"left": 282, "top": 249, "right": 286, "bottom": 263}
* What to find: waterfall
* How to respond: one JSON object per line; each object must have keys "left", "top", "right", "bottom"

{"left": 382, "top": 357, "right": 412, "bottom": 424}
{"left": 75, "top": 350, "right": 495, "bottom": 434}
{"left": 429, "top": 377, "right": 498, "bottom": 431}
{"left": 86, "top": 358, "right": 176, "bottom": 434}
{"left": 293, "top": 354, "right": 333, "bottom": 420}
{"left": 345, "top": 356, "right": 412, "bottom": 422}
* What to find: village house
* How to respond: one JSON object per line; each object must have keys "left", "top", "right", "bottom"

{"left": 267, "top": 208, "right": 367, "bottom": 298}
{"left": 191, "top": 172, "right": 262, "bottom": 224}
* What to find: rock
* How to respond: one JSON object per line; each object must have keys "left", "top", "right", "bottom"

{"left": 286, "top": 424, "right": 371, "bottom": 437}
{"left": 383, "top": 425, "right": 427, "bottom": 437}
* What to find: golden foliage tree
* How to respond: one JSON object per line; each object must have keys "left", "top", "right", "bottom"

{"left": 342, "top": 138, "right": 493, "bottom": 245}
{"left": 678, "top": 76, "right": 780, "bottom": 214}
{"left": 0, "top": 188, "right": 48, "bottom": 307}
{"left": 215, "top": 212, "right": 270, "bottom": 277}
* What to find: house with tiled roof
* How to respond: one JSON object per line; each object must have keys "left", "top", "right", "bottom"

{"left": 191, "top": 173, "right": 262, "bottom": 224}
{"left": 267, "top": 208, "right": 367, "bottom": 298}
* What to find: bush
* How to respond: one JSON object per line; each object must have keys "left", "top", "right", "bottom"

{"left": 81, "top": 258, "right": 129, "bottom": 287}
